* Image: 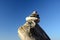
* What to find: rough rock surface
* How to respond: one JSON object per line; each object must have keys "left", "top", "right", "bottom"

{"left": 18, "top": 11, "right": 50, "bottom": 40}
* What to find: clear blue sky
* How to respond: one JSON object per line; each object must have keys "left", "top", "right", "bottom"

{"left": 0, "top": 0, "right": 60, "bottom": 40}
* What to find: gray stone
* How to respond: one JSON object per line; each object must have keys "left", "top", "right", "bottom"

{"left": 18, "top": 11, "right": 50, "bottom": 40}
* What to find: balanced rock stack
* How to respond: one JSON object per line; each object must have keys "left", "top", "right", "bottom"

{"left": 18, "top": 11, "right": 50, "bottom": 40}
